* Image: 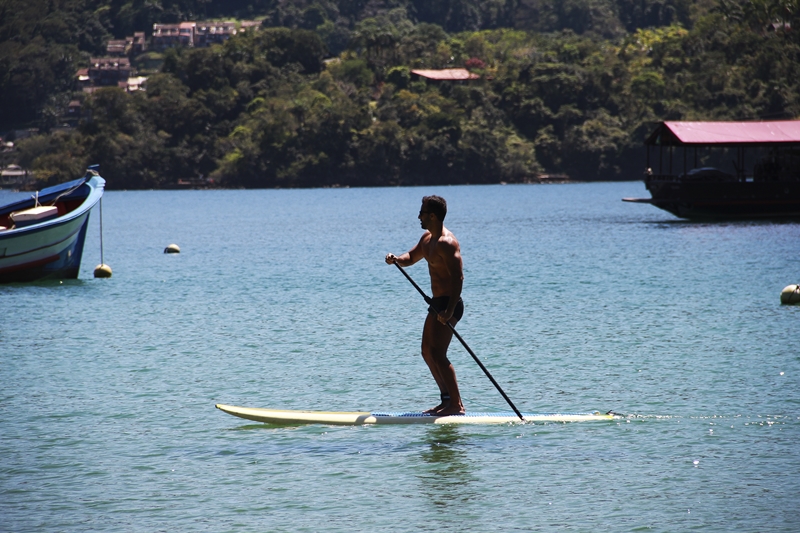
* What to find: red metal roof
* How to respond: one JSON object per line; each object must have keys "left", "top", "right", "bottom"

{"left": 649, "top": 120, "right": 800, "bottom": 145}
{"left": 411, "top": 68, "right": 479, "bottom": 81}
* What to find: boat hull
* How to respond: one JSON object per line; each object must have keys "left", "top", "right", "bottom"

{"left": 646, "top": 179, "right": 800, "bottom": 219}
{"left": 625, "top": 179, "right": 800, "bottom": 219}
{"left": 0, "top": 175, "right": 105, "bottom": 282}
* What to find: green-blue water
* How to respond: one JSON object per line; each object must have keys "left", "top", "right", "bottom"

{"left": 2, "top": 182, "right": 799, "bottom": 532}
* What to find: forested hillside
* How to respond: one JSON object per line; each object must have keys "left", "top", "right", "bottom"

{"left": 1, "top": 0, "right": 798, "bottom": 188}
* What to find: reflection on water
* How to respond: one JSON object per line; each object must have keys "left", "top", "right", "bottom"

{"left": 416, "top": 425, "right": 478, "bottom": 507}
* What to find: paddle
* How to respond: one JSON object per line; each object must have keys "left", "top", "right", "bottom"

{"left": 394, "top": 263, "right": 525, "bottom": 421}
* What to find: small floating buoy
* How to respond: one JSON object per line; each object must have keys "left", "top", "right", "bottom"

{"left": 94, "top": 264, "right": 112, "bottom": 278}
{"left": 164, "top": 244, "right": 180, "bottom": 254}
{"left": 780, "top": 284, "right": 800, "bottom": 305}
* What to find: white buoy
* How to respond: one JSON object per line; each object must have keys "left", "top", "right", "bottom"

{"left": 94, "top": 264, "right": 112, "bottom": 278}
{"left": 164, "top": 244, "right": 181, "bottom": 254}
{"left": 780, "top": 284, "right": 800, "bottom": 305}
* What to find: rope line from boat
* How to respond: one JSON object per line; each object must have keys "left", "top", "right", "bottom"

{"left": 29, "top": 177, "right": 89, "bottom": 209}
{"left": 92, "top": 191, "right": 112, "bottom": 278}
{"left": 48, "top": 181, "right": 87, "bottom": 206}
{"left": 99, "top": 197, "right": 105, "bottom": 266}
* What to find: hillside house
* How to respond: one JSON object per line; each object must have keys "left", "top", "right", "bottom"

{"left": 152, "top": 22, "right": 196, "bottom": 49}
{"left": 195, "top": 22, "right": 236, "bottom": 46}
{"left": 107, "top": 39, "right": 127, "bottom": 56}
{"left": 132, "top": 32, "right": 147, "bottom": 54}
{"left": 411, "top": 69, "right": 480, "bottom": 82}
{"left": 87, "top": 57, "right": 131, "bottom": 86}
{"left": 152, "top": 20, "right": 261, "bottom": 49}
{"left": 120, "top": 76, "right": 148, "bottom": 92}
{"left": 239, "top": 20, "right": 262, "bottom": 32}
{"left": 106, "top": 32, "right": 148, "bottom": 56}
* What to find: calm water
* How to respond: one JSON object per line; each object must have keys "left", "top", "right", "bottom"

{"left": 2, "top": 182, "right": 799, "bottom": 532}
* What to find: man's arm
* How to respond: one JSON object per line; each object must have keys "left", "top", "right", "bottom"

{"left": 385, "top": 234, "right": 427, "bottom": 267}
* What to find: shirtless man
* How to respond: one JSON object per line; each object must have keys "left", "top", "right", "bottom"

{"left": 385, "top": 195, "right": 465, "bottom": 415}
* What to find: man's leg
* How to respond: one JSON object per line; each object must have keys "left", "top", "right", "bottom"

{"left": 421, "top": 313, "right": 464, "bottom": 415}
{"left": 421, "top": 311, "right": 448, "bottom": 413}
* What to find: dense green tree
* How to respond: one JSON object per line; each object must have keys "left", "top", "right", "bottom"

{"left": 0, "top": 0, "right": 104, "bottom": 127}
{"left": 79, "top": 88, "right": 167, "bottom": 187}
{"left": 3, "top": 0, "right": 799, "bottom": 187}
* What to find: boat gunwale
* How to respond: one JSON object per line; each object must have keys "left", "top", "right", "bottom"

{"left": 0, "top": 175, "right": 105, "bottom": 241}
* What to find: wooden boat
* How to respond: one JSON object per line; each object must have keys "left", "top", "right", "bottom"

{"left": 623, "top": 121, "right": 800, "bottom": 219}
{"left": 0, "top": 167, "right": 105, "bottom": 282}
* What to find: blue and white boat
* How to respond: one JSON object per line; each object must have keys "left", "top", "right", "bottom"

{"left": 0, "top": 167, "right": 105, "bottom": 282}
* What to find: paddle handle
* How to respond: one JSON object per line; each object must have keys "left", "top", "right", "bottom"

{"left": 393, "top": 263, "right": 525, "bottom": 421}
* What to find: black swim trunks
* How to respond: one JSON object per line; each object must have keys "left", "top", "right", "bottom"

{"left": 428, "top": 296, "right": 464, "bottom": 323}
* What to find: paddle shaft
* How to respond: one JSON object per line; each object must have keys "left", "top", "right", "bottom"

{"left": 394, "top": 263, "right": 524, "bottom": 421}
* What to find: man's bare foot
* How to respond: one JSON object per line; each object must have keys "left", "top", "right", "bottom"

{"left": 422, "top": 393, "right": 451, "bottom": 415}
{"left": 422, "top": 403, "right": 444, "bottom": 415}
{"left": 435, "top": 403, "right": 465, "bottom": 416}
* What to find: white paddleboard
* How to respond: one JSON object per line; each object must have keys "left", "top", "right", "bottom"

{"left": 215, "top": 404, "right": 615, "bottom": 425}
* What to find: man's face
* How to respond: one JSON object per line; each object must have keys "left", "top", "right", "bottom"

{"left": 419, "top": 203, "right": 432, "bottom": 229}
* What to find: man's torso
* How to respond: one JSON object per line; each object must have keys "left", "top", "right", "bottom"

{"left": 421, "top": 228, "right": 461, "bottom": 297}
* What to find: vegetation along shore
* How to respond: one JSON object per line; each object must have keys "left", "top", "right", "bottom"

{"left": 1, "top": 0, "right": 798, "bottom": 190}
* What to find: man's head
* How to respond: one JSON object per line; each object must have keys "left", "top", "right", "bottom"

{"left": 421, "top": 195, "right": 447, "bottom": 222}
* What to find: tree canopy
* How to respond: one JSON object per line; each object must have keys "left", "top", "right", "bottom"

{"left": 2, "top": 0, "right": 799, "bottom": 188}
